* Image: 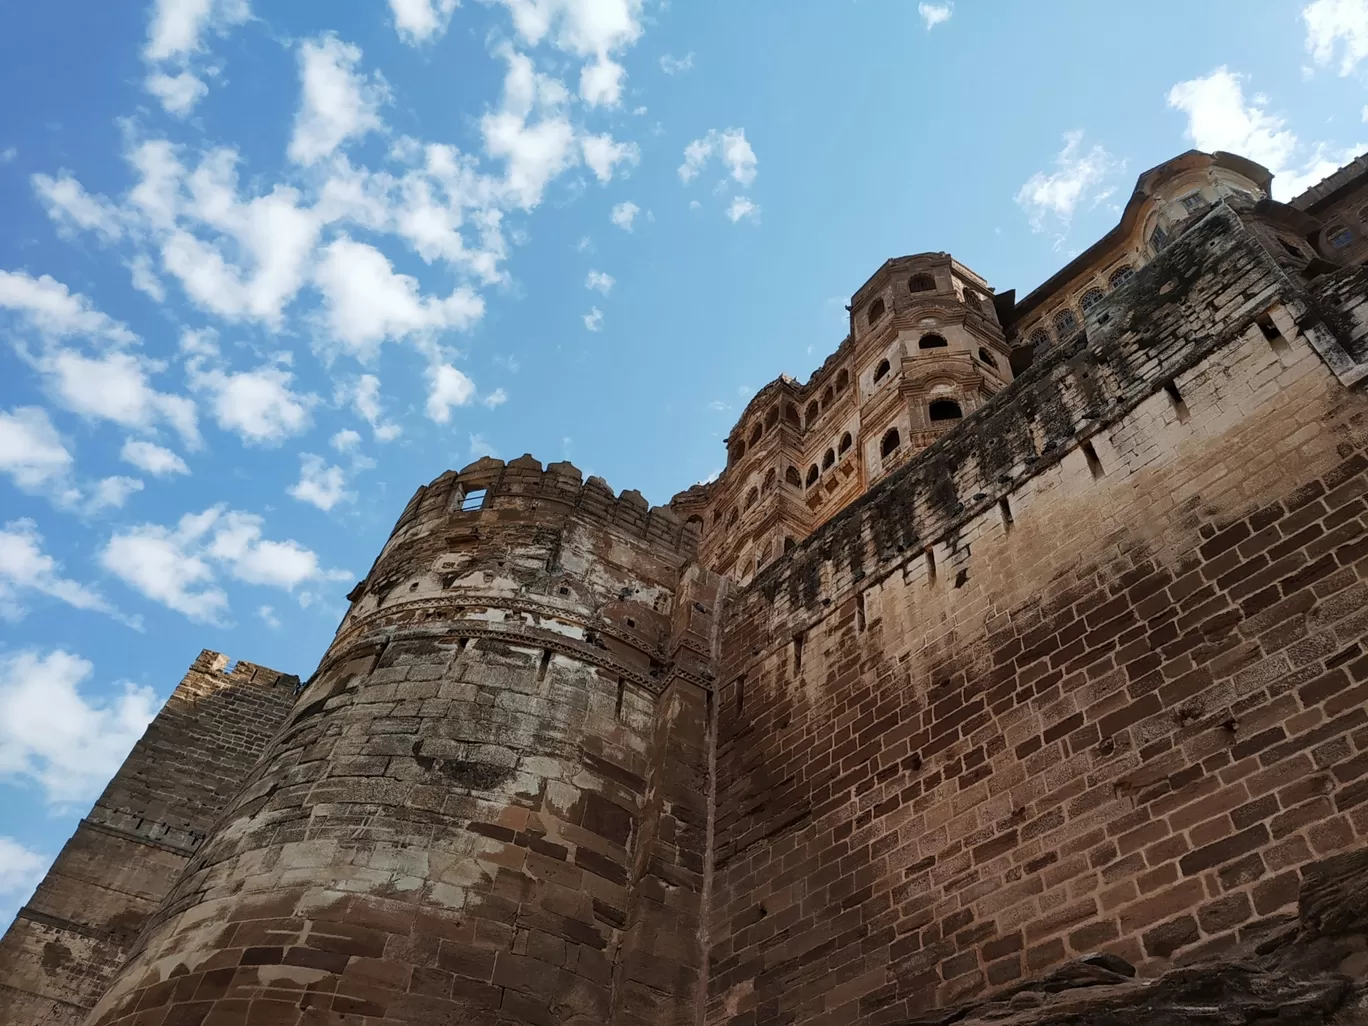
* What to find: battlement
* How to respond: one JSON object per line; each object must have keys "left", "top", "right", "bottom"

{"left": 385, "top": 454, "right": 700, "bottom": 560}
{"left": 742, "top": 202, "right": 1362, "bottom": 617}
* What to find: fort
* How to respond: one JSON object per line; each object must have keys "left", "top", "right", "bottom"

{"left": 6, "top": 148, "right": 1368, "bottom": 1025}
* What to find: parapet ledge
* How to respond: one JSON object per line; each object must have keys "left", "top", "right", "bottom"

{"left": 396, "top": 454, "right": 697, "bottom": 557}
{"left": 746, "top": 202, "right": 1313, "bottom": 621}
{"left": 188, "top": 649, "right": 294, "bottom": 687}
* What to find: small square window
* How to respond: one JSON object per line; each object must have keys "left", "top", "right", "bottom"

{"left": 459, "top": 488, "right": 487, "bottom": 511}
{"left": 1180, "top": 193, "right": 1205, "bottom": 213}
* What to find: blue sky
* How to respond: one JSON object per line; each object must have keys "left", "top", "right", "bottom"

{"left": 2, "top": 0, "right": 1367, "bottom": 925}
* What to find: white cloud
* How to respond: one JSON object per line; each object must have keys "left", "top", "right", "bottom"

{"left": 0, "top": 148, "right": 15, "bottom": 165}
{"left": 120, "top": 439, "right": 189, "bottom": 476}
{"left": 1167, "top": 67, "right": 1364, "bottom": 200}
{"left": 1014, "top": 129, "right": 1118, "bottom": 232}
{"left": 288, "top": 453, "right": 354, "bottom": 511}
{"left": 495, "top": 0, "right": 645, "bottom": 107}
{"left": 40, "top": 349, "right": 199, "bottom": 446}
{"left": 344, "top": 373, "right": 402, "bottom": 441}
{"left": 389, "top": 0, "right": 459, "bottom": 44}
{"left": 585, "top": 269, "right": 614, "bottom": 294}
{"left": 87, "top": 476, "right": 144, "bottom": 512}
{"left": 1304, "top": 0, "right": 1368, "bottom": 74}
{"left": 145, "top": 71, "right": 209, "bottom": 117}
{"left": 678, "top": 128, "right": 757, "bottom": 186}
{"left": 726, "top": 196, "right": 760, "bottom": 223}
{"left": 481, "top": 49, "right": 578, "bottom": 210}
{"left": 610, "top": 199, "right": 639, "bottom": 230}
{"left": 481, "top": 387, "right": 508, "bottom": 408}
{"left": 918, "top": 2, "right": 953, "bottom": 29}
{"left": 0, "top": 837, "right": 48, "bottom": 915}
{"left": 312, "top": 236, "right": 485, "bottom": 358}
{"left": 257, "top": 604, "right": 281, "bottom": 629}
{"left": 469, "top": 432, "right": 498, "bottom": 459}
{"left": 145, "top": 0, "right": 250, "bottom": 62}
{"left": 288, "top": 34, "right": 390, "bottom": 167}
{"left": 0, "top": 648, "right": 158, "bottom": 805}
{"left": 30, "top": 175, "right": 123, "bottom": 241}
{"left": 128, "top": 255, "right": 166, "bottom": 301}
{"left": 581, "top": 133, "right": 639, "bottom": 182}
{"left": 101, "top": 506, "right": 348, "bottom": 623}
{"left": 188, "top": 359, "right": 316, "bottom": 446}
{"left": 659, "top": 52, "right": 693, "bottom": 75}
{"left": 0, "top": 270, "right": 136, "bottom": 343}
{"left": 0, "top": 519, "right": 125, "bottom": 624}
{"left": 0, "top": 408, "right": 73, "bottom": 492}
{"left": 425, "top": 363, "right": 477, "bottom": 422}
{"left": 583, "top": 306, "right": 604, "bottom": 331}
{"left": 330, "top": 428, "right": 362, "bottom": 451}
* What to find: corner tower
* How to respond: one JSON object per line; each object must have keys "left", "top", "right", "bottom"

{"left": 82, "top": 456, "right": 725, "bottom": 1026}
{"left": 675, "top": 252, "right": 1013, "bottom": 582}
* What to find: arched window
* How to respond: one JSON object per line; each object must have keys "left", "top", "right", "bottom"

{"left": 762, "top": 468, "right": 776, "bottom": 492}
{"left": 835, "top": 369, "right": 849, "bottom": 393}
{"left": 1108, "top": 265, "right": 1134, "bottom": 288}
{"left": 784, "top": 403, "right": 801, "bottom": 426}
{"left": 977, "top": 347, "right": 998, "bottom": 368}
{"left": 745, "top": 487, "right": 759, "bottom": 510}
{"left": 822, "top": 385, "right": 835, "bottom": 408}
{"left": 908, "top": 273, "right": 935, "bottom": 293}
{"left": 873, "top": 359, "right": 891, "bottom": 382}
{"left": 1150, "top": 224, "right": 1170, "bottom": 252}
{"left": 963, "top": 288, "right": 981, "bottom": 309}
{"left": 930, "top": 399, "right": 963, "bottom": 421}
{"left": 805, "top": 400, "right": 819, "bottom": 426}
{"left": 1080, "top": 288, "right": 1105, "bottom": 312}
{"left": 727, "top": 508, "right": 738, "bottom": 527}
{"left": 765, "top": 407, "right": 779, "bottom": 429}
{"left": 783, "top": 536, "right": 796, "bottom": 554}
{"left": 919, "top": 333, "right": 948, "bottom": 349}
{"left": 805, "top": 465, "right": 820, "bottom": 488}
{"left": 1053, "top": 309, "right": 1078, "bottom": 339}
{"left": 748, "top": 422, "right": 763, "bottom": 446}
{"left": 685, "top": 514, "right": 704, "bottom": 535}
{"left": 785, "top": 465, "right": 802, "bottom": 487}
{"left": 730, "top": 439, "right": 745, "bottom": 462}
{"left": 838, "top": 432, "right": 852, "bottom": 455}
{"left": 880, "top": 428, "right": 901, "bottom": 459}
{"left": 1328, "top": 225, "right": 1354, "bottom": 248}
{"left": 868, "top": 297, "right": 886, "bottom": 324}
{"left": 1029, "top": 327, "right": 1050, "bottom": 350}
{"left": 712, "top": 510, "right": 723, "bottom": 525}
{"left": 822, "top": 448, "right": 836, "bottom": 470}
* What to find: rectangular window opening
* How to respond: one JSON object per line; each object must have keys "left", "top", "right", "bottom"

{"left": 1255, "top": 312, "right": 1291, "bottom": 354}
{"left": 536, "top": 649, "right": 551, "bottom": 682}
{"left": 1081, "top": 440, "right": 1105, "bottom": 479}
{"left": 856, "top": 591, "right": 867, "bottom": 633}
{"left": 459, "top": 487, "right": 487, "bottom": 511}
{"left": 793, "top": 632, "right": 805, "bottom": 675}
{"left": 999, "top": 496, "right": 1014, "bottom": 532}
{"left": 925, "top": 546, "right": 937, "bottom": 585}
{"left": 615, "top": 677, "right": 626, "bottom": 721}
{"left": 735, "top": 674, "right": 746, "bottom": 715}
{"left": 1163, "top": 380, "right": 1190, "bottom": 423}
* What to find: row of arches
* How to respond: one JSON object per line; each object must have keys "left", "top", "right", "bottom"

{"left": 804, "top": 432, "right": 854, "bottom": 488}
{"left": 1026, "top": 263, "right": 1134, "bottom": 351}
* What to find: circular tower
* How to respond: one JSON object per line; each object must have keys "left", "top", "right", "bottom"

{"left": 84, "top": 455, "right": 722, "bottom": 1026}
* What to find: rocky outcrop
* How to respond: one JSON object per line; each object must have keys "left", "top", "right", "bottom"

{"left": 903, "top": 851, "right": 1368, "bottom": 1026}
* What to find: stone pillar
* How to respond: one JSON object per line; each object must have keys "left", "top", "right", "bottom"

{"left": 83, "top": 457, "right": 719, "bottom": 1026}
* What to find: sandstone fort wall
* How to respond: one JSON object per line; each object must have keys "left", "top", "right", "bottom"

{"left": 705, "top": 206, "right": 1368, "bottom": 1025}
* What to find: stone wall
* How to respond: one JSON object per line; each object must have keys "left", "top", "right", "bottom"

{"left": 0, "top": 651, "right": 296, "bottom": 1026}
{"left": 704, "top": 205, "right": 1368, "bottom": 1026}
{"left": 81, "top": 460, "right": 726, "bottom": 1026}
